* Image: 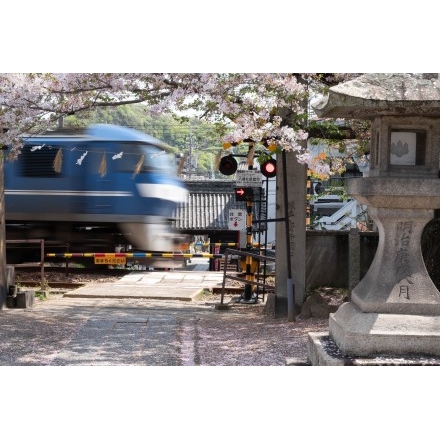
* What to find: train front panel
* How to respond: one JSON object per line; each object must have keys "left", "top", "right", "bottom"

{"left": 4, "top": 124, "right": 188, "bottom": 253}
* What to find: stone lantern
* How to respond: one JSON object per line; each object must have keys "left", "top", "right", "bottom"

{"left": 309, "top": 73, "right": 440, "bottom": 363}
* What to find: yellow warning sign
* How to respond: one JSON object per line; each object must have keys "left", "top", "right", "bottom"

{"left": 94, "top": 256, "right": 127, "bottom": 265}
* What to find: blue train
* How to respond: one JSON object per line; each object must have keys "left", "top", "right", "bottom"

{"left": 4, "top": 124, "right": 188, "bottom": 258}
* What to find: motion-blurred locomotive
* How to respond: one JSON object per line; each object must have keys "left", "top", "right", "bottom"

{"left": 4, "top": 124, "right": 188, "bottom": 261}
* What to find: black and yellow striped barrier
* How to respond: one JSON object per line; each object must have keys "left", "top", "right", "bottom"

{"left": 46, "top": 252, "right": 225, "bottom": 258}
{"left": 46, "top": 252, "right": 230, "bottom": 265}
{"left": 209, "top": 243, "right": 238, "bottom": 247}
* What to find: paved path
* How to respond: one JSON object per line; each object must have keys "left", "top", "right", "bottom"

{"left": 0, "top": 256, "right": 324, "bottom": 366}
{"left": 0, "top": 294, "right": 319, "bottom": 366}
{"left": 63, "top": 257, "right": 226, "bottom": 301}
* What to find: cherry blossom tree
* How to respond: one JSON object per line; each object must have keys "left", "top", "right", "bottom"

{"left": 0, "top": 73, "right": 343, "bottom": 174}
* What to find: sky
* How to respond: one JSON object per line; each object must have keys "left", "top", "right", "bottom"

{"left": 3, "top": 1, "right": 438, "bottom": 73}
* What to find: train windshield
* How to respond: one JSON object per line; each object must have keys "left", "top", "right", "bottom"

{"left": 117, "top": 142, "right": 176, "bottom": 174}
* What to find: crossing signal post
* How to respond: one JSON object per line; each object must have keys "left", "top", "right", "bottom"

{"left": 233, "top": 186, "right": 256, "bottom": 301}
{"left": 242, "top": 198, "right": 255, "bottom": 302}
{"left": 242, "top": 143, "right": 258, "bottom": 303}
{"left": 218, "top": 142, "right": 269, "bottom": 304}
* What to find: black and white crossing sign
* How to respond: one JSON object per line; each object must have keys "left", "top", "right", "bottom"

{"left": 235, "top": 169, "right": 262, "bottom": 187}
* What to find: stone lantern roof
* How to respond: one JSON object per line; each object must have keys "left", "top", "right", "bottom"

{"left": 313, "top": 73, "right": 440, "bottom": 119}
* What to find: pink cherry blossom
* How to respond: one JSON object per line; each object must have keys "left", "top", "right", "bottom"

{"left": 0, "top": 73, "right": 348, "bottom": 175}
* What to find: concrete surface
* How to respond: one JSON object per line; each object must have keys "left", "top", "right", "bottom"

{"left": 64, "top": 257, "right": 222, "bottom": 301}
{"left": 307, "top": 331, "right": 440, "bottom": 366}
{"left": 0, "top": 256, "right": 302, "bottom": 366}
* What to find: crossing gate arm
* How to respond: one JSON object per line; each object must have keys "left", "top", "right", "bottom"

{"left": 220, "top": 248, "right": 276, "bottom": 305}
{"left": 46, "top": 252, "right": 226, "bottom": 259}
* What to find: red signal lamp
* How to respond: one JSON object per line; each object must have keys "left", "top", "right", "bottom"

{"left": 260, "top": 158, "right": 276, "bottom": 178}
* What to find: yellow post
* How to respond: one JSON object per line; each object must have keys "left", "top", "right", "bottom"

{"left": 243, "top": 143, "right": 255, "bottom": 302}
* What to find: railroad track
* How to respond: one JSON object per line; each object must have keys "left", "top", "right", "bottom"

{"left": 14, "top": 266, "right": 132, "bottom": 290}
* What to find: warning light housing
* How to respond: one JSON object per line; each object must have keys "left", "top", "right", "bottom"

{"left": 260, "top": 158, "right": 276, "bottom": 178}
{"left": 234, "top": 187, "right": 254, "bottom": 201}
{"left": 219, "top": 154, "right": 238, "bottom": 175}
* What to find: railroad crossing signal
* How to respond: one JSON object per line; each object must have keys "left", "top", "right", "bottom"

{"left": 234, "top": 187, "right": 254, "bottom": 201}
{"left": 219, "top": 154, "right": 238, "bottom": 175}
{"left": 260, "top": 158, "right": 276, "bottom": 178}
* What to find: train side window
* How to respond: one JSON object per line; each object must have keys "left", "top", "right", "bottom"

{"left": 115, "top": 143, "right": 173, "bottom": 173}
{"left": 20, "top": 145, "right": 61, "bottom": 177}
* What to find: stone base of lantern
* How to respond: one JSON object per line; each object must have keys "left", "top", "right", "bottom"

{"left": 306, "top": 302, "right": 440, "bottom": 365}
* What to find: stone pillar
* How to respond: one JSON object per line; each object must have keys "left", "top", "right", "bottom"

{"left": 328, "top": 177, "right": 440, "bottom": 357}
{"left": 274, "top": 151, "right": 306, "bottom": 316}
{"left": 330, "top": 204, "right": 440, "bottom": 357}
{"left": 351, "top": 207, "right": 440, "bottom": 315}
